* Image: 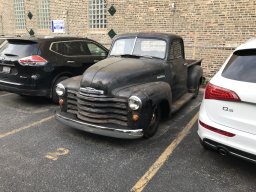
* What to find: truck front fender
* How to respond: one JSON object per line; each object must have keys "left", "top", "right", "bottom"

{"left": 113, "top": 82, "right": 172, "bottom": 116}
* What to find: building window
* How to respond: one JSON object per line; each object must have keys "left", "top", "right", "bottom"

{"left": 38, "top": 0, "right": 51, "bottom": 29}
{"left": 88, "top": 0, "right": 107, "bottom": 29}
{"left": 14, "top": 0, "right": 26, "bottom": 29}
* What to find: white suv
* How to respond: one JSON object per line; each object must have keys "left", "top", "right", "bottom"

{"left": 198, "top": 39, "right": 256, "bottom": 163}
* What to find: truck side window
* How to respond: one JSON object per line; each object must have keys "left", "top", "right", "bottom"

{"left": 170, "top": 40, "right": 183, "bottom": 60}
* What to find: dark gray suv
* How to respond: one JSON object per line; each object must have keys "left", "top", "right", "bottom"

{"left": 0, "top": 36, "right": 108, "bottom": 103}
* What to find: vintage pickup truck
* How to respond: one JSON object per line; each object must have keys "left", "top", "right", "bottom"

{"left": 55, "top": 33, "right": 203, "bottom": 139}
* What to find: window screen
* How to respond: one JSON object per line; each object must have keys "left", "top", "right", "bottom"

{"left": 88, "top": 0, "right": 107, "bottom": 28}
{"left": 14, "top": 0, "right": 25, "bottom": 29}
{"left": 37, "top": 0, "right": 51, "bottom": 29}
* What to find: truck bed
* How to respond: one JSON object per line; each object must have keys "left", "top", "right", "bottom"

{"left": 185, "top": 59, "right": 203, "bottom": 67}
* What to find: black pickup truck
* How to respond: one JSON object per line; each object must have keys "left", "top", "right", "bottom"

{"left": 56, "top": 33, "right": 203, "bottom": 139}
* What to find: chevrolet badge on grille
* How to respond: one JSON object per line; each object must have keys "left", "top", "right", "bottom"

{"left": 80, "top": 87, "right": 104, "bottom": 95}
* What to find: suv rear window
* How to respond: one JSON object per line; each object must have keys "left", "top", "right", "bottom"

{"left": 222, "top": 49, "right": 256, "bottom": 83}
{"left": 0, "top": 40, "right": 39, "bottom": 58}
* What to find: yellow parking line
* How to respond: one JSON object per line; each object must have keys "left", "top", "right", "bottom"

{"left": 0, "top": 115, "right": 54, "bottom": 139}
{"left": 131, "top": 113, "right": 199, "bottom": 192}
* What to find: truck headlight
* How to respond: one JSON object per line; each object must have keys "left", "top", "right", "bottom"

{"left": 56, "top": 83, "right": 65, "bottom": 96}
{"left": 128, "top": 96, "right": 142, "bottom": 110}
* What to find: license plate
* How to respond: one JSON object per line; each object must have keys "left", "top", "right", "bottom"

{"left": 2, "top": 66, "right": 10, "bottom": 73}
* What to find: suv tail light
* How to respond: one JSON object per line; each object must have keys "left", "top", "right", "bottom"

{"left": 205, "top": 83, "right": 240, "bottom": 101}
{"left": 18, "top": 55, "right": 48, "bottom": 66}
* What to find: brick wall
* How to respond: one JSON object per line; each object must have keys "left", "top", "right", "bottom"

{"left": 0, "top": 0, "right": 15, "bottom": 36}
{"left": 0, "top": 0, "right": 255, "bottom": 80}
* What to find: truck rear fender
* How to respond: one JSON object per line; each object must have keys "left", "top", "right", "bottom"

{"left": 187, "top": 65, "right": 203, "bottom": 92}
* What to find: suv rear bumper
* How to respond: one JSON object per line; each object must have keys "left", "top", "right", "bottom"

{"left": 0, "top": 79, "right": 50, "bottom": 96}
{"left": 55, "top": 110, "right": 144, "bottom": 139}
{"left": 201, "top": 138, "right": 256, "bottom": 163}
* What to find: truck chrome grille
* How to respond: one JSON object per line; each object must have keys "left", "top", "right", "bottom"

{"left": 67, "top": 90, "right": 78, "bottom": 114}
{"left": 66, "top": 89, "right": 128, "bottom": 126}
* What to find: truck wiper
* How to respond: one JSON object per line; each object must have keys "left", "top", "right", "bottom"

{"left": 119, "top": 54, "right": 141, "bottom": 58}
{"left": 4, "top": 53, "right": 18, "bottom": 57}
{"left": 111, "top": 54, "right": 161, "bottom": 59}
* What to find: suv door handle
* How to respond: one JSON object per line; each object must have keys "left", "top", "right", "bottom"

{"left": 67, "top": 60, "right": 75, "bottom": 63}
{"left": 94, "top": 60, "right": 100, "bottom": 63}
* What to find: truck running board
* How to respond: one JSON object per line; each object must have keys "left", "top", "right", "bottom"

{"left": 171, "top": 93, "right": 194, "bottom": 114}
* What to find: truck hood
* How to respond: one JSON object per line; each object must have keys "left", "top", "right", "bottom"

{"left": 80, "top": 57, "right": 165, "bottom": 95}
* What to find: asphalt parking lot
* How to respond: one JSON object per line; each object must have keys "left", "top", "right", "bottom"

{"left": 0, "top": 89, "right": 255, "bottom": 192}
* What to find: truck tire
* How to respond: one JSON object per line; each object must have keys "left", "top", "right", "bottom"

{"left": 51, "top": 76, "right": 68, "bottom": 104}
{"left": 143, "top": 106, "right": 161, "bottom": 138}
{"left": 188, "top": 65, "right": 203, "bottom": 95}
{"left": 192, "top": 80, "right": 201, "bottom": 99}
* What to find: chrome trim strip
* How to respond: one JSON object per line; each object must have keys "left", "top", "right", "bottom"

{"left": 0, "top": 63, "right": 15, "bottom": 67}
{"left": 56, "top": 112, "right": 143, "bottom": 139}
{"left": 157, "top": 75, "right": 165, "bottom": 79}
{"left": 0, "top": 79, "right": 22, "bottom": 86}
{"left": 229, "top": 151, "right": 256, "bottom": 163}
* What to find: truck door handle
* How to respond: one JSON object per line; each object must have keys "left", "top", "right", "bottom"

{"left": 67, "top": 60, "right": 75, "bottom": 63}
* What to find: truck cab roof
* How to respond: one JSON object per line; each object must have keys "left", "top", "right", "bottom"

{"left": 114, "top": 32, "right": 182, "bottom": 42}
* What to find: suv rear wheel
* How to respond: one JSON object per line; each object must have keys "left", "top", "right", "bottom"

{"left": 51, "top": 76, "right": 68, "bottom": 104}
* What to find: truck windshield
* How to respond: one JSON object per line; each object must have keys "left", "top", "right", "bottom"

{"left": 110, "top": 37, "right": 167, "bottom": 59}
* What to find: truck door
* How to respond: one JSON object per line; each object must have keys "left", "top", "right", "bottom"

{"left": 169, "top": 39, "right": 188, "bottom": 101}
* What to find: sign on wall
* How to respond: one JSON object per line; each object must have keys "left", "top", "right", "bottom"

{"left": 52, "top": 20, "right": 65, "bottom": 33}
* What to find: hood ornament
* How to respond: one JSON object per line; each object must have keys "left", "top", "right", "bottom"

{"left": 80, "top": 87, "right": 104, "bottom": 95}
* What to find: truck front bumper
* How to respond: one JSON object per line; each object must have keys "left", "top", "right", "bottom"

{"left": 55, "top": 111, "right": 144, "bottom": 139}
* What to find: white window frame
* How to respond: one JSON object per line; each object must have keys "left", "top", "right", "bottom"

{"left": 14, "top": 0, "right": 26, "bottom": 29}
{"left": 37, "top": 0, "right": 51, "bottom": 29}
{"left": 88, "top": 0, "right": 107, "bottom": 29}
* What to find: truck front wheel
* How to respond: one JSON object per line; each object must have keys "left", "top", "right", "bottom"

{"left": 143, "top": 106, "right": 161, "bottom": 138}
